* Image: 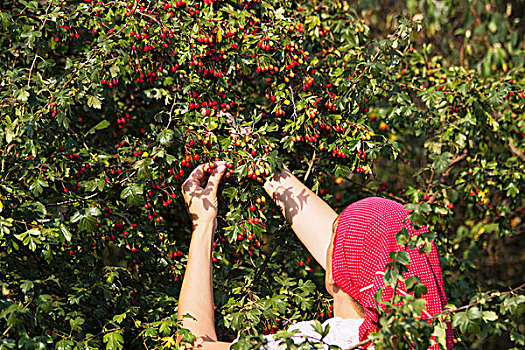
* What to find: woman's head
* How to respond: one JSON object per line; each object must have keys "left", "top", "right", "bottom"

{"left": 328, "top": 197, "right": 453, "bottom": 349}
{"left": 325, "top": 213, "right": 366, "bottom": 318}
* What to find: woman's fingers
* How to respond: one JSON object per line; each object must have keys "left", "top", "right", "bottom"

{"left": 205, "top": 164, "right": 226, "bottom": 196}
{"left": 182, "top": 163, "right": 208, "bottom": 194}
{"left": 183, "top": 161, "right": 228, "bottom": 196}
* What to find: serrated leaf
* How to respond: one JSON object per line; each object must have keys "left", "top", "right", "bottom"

{"left": 482, "top": 310, "right": 498, "bottom": 322}
{"left": 69, "top": 316, "right": 85, "bottom": 332}
{"left": 20, "top": 280, "right": 34, "bottom": 294}
{"left": 87, "top": 95, "right": 102, "bottom": 109}
{"left": 71, "top": 208, "right": 100, "bottom": 232}
{"left": 86, "top": 207, "right": 101, "bottom": 217}
{"left": 110, "top": 65, "right": 120, "bottom": 78}
{"left": 103, "top": 330, "right": 124, "bottom": 350}
{"left": 55, "top": 339, "right": 74, "bottom": 350}
{"left": 120, "top": 185, "right": 143, "bottom": 206}
{"left": 112, "top": 312, "right": 127, "bottom": 325}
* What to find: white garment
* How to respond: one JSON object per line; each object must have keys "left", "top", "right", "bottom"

{"left": 233, "top": 317, "right": 368, "bottom": 349}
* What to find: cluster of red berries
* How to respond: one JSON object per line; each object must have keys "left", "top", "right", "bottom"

{"left": 301, "top": 76, "right": 315, "bottom": 91}
{"left": 291, "top": 133, "right": 320, "bottom": 143}
{"left": 256, "top": 64, "right": 278, "bottom": 75}
{"left": 331, "top": 149, "right": 347, "bottom": 158}
{"left": 317, "top": 25, "right": 331, "bottom": 37}
{"left": 162, "top": 194, "right": 177, "bottom": 207}
{"left": 115, "top": 114, "right": 131, "bottom": 129}
{"left": 59, "top": 24, "right": 80, "bottom": 39}
{"left": 378, "top": 182, "right": 389, "bottom": 191}
{"left": 323, "top": 92, "right": 339, "bottom": 112}
{"left": 354, "top": 167, "right": 369, "bottom": 174}
{"left": 168, "top": 251, "right": 184, "bottom": 259}
{"left": 100, "top": 78, "right": 118, "bottom": 87}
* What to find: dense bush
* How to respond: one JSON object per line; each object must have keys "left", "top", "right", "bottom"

{"left": 0, "top": 0, "right": 523, "bottom": 349}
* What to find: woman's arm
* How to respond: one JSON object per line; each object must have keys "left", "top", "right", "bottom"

{"left": 263, "top": 166, "right": 338, "bottom": 270}
{"left": 177, "top": 162, "right": 231, "bottom": 349}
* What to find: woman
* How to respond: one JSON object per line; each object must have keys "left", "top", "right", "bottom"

{"left": 177, "top": 161, "right": 453, "bottom": 349}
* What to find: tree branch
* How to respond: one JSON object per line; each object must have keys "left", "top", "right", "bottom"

{"left": 437, "top": 282, "right": 525, "bottom": 317}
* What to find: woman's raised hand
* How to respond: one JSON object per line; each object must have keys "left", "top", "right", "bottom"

{"left": 182, "top": 161, "right": 227, "bottom": 229}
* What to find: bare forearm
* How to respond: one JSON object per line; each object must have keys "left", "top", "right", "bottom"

{"left": 177, "top": 220, "right": 217, "bottom": 340}
{"left": 264, "top": 167, "right": 337, "bottom": 269}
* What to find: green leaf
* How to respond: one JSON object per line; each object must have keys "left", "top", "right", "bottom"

{"left": 112, "top": 312, "right": 127, "bottom": 325}
{"left": 60, "top": 223, "right": 71, "bottom": 242}
{"left": 103, "top": 330, "right": 124, "bottom": 349}
{"left": 110, "top": 65, "right": 120, "bottom": 78}
{"left": 27, "top": 228, "right": 41, "bottom": 237}
{"left": 16, "top": 89, "right": 30, "bottom": 103}
{"left": 5, "top": 125, "right": 14, "bottom": 144}
{"left": 30, "top": 177, "right": 48, "bottom": 196}
{"left": 85, "top": 179, "right": 105, "bottom": 192}
{"left": 87, "top": 120, "right": 110, "bottom": 135}
{"left": 55, "top": 339, "right": 74, "bottom": 350}
{"left": 87, "top": 95, "right": 103, "bottom": 109}
{"left": 69, "top": 316, "right": 85, "bottom": 332}
{"left": 158, "top": 129, "right": 174, "bottom": 146}
{"left": 120, "top": 185, "right": 143, "bottom": 206}
{"left": 389, "top": 250, "right": 411, "bottom": 265}
{"left": 431, "top": 152, "right": 452, "bottom": 176}
{"left": 71, "top": 208, "right": 101, "bottom": 232}
{"left": 20, "top": 280, "right": 34, "bottom": 294}
{"left": 467, "top": 306, "right": 482, "bottom": 320}
{"left": 482, "top": 310, "right": 498, "bottom": 322}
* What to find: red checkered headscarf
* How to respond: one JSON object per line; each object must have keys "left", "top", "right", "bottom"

{"left": 332, "top": 197, "right": 453, "bottom": 349}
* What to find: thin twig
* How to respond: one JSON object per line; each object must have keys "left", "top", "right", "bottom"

{"left": 27, "top": 1, "right": 53, "bottom": 87}
{"left": 288, "top": 85, "right": 298, "bottom": 119}
{"left": 303, "top": 150, "right": 316, "bottom": 182}
{"left": 253, "top": 227, "right": 287, "bottom": 281}
{"left": 3, "top": 298, "right": 33, "bottom": 336}
{"left": 27, "top": 42, "right": 40, "bottom": 87}
{"left": 166, "top": 97, "right": 177, "bottom": 129}
{"left": 84, "top": 327, "right": 123, "bottom": 342}
{"left": 436, "top": 282, "right": 525, "bottom": 317}
{"left": 46, "top": 192, "right": 99, "bottom": 207}
{"left": 346, "top": 338, "right": 373, "bottom": 350}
